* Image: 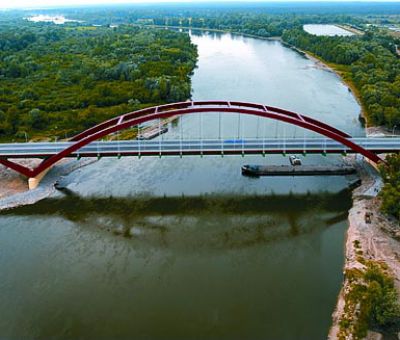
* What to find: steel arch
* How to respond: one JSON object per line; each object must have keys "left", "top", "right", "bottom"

{"left": 0, "top": 101, "right": 383, "bottom": 178}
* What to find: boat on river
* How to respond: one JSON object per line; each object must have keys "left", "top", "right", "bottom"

{"left": 241, "top": 164, "right": 356, "bottom": 177}
{"left": 137, "top": 126, "right": 168, "bottom": 140}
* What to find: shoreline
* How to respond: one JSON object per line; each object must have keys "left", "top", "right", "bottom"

{"left": 136, "top": 23, "right": 281, "bottom": 41}
{"left": 284, "top": 42, "right": 370, "bottom": 127}
{"left": 0, "top": 158, "right": 97, "bottom": 212}
{"left": 328, "top": 154, "right": 400, "bottom": 339}
{"left": 334, "top": 24, "right": 364, "bottom": 36}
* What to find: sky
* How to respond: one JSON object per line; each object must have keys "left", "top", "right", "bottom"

{"left": 1, "top": 0, "right": 400, "bottom": 9}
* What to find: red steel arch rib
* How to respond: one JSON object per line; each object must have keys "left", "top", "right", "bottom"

{"left": 0, "top": 101, "right": 383, "bottom": 178}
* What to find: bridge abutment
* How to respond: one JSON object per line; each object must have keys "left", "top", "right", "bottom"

{"left": 28, "top": 168, "right": 51, "bottom": 190}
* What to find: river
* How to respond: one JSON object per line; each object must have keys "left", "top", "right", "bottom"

{"left": 0, "top": 31, "right": 363, "bottom": 339}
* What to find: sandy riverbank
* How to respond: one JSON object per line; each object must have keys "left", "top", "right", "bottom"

{"left": 328, "top": 154, "right": 400, "bottom": 339}
{"left": 329, "top": 158, "right": 400, "bottom": 339}
{"left": 0, "top": 158, "right": 97, "bottom": 211}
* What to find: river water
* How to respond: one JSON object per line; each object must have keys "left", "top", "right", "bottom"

{"left": 0, "top": 32, "right": 362, "bottom": 339}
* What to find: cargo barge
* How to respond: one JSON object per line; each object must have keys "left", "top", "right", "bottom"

{"left": 137, "top": 126, "right": 168, "bottom": 140}
{"left": 241, "top": 164, "right": 356, "bottom": 176}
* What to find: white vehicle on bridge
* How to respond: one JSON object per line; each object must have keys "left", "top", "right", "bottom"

{"left": 289, "top": 155, "right": 302, "bottom": 166}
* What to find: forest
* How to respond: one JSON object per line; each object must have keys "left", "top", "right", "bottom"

{"left": 0, "top": 23, "right": 197, "bottom": 141}
{"left": 380, "top": 154, "right": 400, "bottom": 220}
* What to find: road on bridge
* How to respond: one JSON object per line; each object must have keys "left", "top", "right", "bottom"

{"left": 1, "top": 137, "right": 400, "bottom": 158}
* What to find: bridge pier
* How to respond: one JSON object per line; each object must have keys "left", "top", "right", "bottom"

{"left": 28, "top": 168, "right": 51, "bottom": 190}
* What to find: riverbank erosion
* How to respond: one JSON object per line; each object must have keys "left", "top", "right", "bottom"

{"left": 0, "top": 158, "right": 97, "bottom": 211}
{"left": 329, "top": 156, "right": 400, "bottom": 339}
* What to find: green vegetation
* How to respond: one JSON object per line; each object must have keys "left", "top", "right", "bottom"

{"left": 379, "top": 154, "right": 400, "bottom": 220}
{"left": 0, "top": 23, "right": 197, "bottom": 141}
{"left": 149, "top": 13, "right": 302, "bottom": 38}
{"left": 2, "top": 6, "right": 400, "bottom": 141}
{"left": 340, "top": 259, "right": 400, "bottom": 339}
{"left": 282, "top": 29, "right": 400, "bottom": 128}
{"left": 1, "top": 7, "right": 399, "bottom": 136}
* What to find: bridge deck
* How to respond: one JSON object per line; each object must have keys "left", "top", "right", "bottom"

{"left": 1, "top": 138, "right": 400, "bottom": 158}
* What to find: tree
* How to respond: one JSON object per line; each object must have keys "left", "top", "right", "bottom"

{"left": 27, "top": 108, "right": 47, "bottom": 130}
{"left": 380, "top": 154, "right": 400, "bottom": 220}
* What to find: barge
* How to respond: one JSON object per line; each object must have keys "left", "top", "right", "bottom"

{"left": 241, "top": 164, "right": 356, "bottom": 177}
{"left": 137, "top": 126, "right": 168, "bottom": 140}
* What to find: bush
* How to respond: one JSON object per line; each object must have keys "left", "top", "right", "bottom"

{"left": 341, "top": 261, "right": 400, "bottom": 339}
{"left": 379, "top": 154, "right": 400, "bottom": 220}
{"left": 365, "top": 263, "right": 400, "bottom": 332}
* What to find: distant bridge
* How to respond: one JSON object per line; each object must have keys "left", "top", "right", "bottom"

{"left": 0, "top": 101, "right": 399, "bottom": 188}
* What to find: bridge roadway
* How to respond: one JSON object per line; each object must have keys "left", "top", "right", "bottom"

{"left": 1, "top": 137, "right": 400, "bottom": 158}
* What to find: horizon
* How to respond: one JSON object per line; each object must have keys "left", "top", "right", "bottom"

{"left": 3, "top": 0, "right": 400, "bottom": 10}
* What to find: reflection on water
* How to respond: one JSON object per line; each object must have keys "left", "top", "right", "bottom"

{"left": 4, "top": 189, "right": 350, "bottom": 250}
{"left": 0, "top": 190, "right": 349, "bottom": 340}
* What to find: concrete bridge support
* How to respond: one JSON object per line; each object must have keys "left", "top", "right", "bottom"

{"left": 28, "top": 167, "right": 52, "bottom": 190}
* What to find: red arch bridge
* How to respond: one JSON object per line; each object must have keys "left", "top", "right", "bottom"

{"left": 0, "top": 101, "right": 399, "bottom": 186}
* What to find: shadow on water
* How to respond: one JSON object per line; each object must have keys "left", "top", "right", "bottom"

{"left": 2, "top": 188, "right": 352, "bottom": 251}
{"left": 5, "top": 187, "right": 352, "bottom": 217}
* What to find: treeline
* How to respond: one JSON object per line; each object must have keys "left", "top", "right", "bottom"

{"left": 282, "top": 29, "right": 400, "bottom": 128}
{"left": 140, "top": 13, "right": 365, "bottom": 38}
{"left": 0, "top": 23, "right": 197, "bottom": 140}
{"left": 25, "top": 3, "right": 400, "bottom": 27}
{"left": 150, "top": 14, "right": 301, "bottom": 37}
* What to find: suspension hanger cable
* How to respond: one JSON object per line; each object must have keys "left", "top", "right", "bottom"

{"left": 159, "top": 118, "right": 162, "bottom": 157}
{"left": 219, "top": 112, "right": 223, "bottom": 156}
{"left": 241, "top": 114, "right": 244, "bottom": 156}
{"left": 200, "top": 113, "right": 203, "bottom": 156}
{"left": 138, "top": 125, "right": 141, "bottom": 158}
{"left": 180, "top": 114, "right": 183, "bottom": 157}
{"left": 263, "top": 118, "right": 266, "bottom": 156}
